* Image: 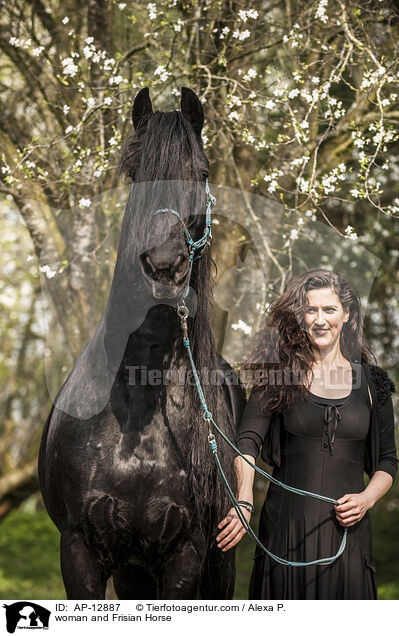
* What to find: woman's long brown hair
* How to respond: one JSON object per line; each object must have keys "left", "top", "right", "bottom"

{"left": 240, "top": 269, "right": 373, "bottom": 415}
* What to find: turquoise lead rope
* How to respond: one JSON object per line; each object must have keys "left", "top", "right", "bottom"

{"left": 177, "top": 303, "right": 347, "bottom": 567}
{"left": 154, "top": 179, "right": 347, "bottom": 566}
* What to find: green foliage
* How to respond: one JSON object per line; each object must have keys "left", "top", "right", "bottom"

{"left": 0, "top": 500, "right": 397, "bottom": 600}
{"left": 0, "top": 509, "right": 64, "bottom": 600}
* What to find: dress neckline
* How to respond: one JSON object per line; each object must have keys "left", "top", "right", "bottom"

{"left": 306, "top": 361, "right": 355, "bottom": 406}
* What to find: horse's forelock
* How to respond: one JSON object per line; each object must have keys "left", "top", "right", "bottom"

{"left": 120, "top": 110, "right": 208, "bottom": 183}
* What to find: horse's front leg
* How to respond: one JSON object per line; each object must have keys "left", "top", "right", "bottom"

{"left": 60, "top": 531, "right": 106, "bottom": 599}
{"left": 199, "top": 542, "right": 236, "bottom": 599}
{"left": 158, "top": 540, "right": 204, "bottom": 599}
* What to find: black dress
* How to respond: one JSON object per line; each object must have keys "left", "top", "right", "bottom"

{"left": 236, "top": 362, "right": 397, "bottom": 600}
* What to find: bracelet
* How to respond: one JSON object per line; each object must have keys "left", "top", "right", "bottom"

{"left": 237, "top": 500, "right": 254, "bottom": 514}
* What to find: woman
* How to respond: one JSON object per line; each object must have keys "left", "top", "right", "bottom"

{"left": 216, "top": 269, "right": 397, "bottom": 599}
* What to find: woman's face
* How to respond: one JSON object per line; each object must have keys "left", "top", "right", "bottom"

{"left": 303, "top": 287, "right": 349, "bottom": 351}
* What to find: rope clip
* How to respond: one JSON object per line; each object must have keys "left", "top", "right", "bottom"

{"left": 177, "top": 303, "right": 189, "bottom": 340}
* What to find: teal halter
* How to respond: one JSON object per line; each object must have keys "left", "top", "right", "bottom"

{"left": 159, "top": 179, "right": 348, "bottom": 567}
{"left": 152, "top": 178, "right": 215, "bottom": 300}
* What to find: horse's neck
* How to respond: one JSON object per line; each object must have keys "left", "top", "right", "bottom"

{"left": 122, "top": 309, "right": 183, "bottom": 369}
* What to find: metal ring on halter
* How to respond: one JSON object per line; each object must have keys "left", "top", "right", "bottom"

{"left": 177, "top": 305, "right": 189, "bottom": 319}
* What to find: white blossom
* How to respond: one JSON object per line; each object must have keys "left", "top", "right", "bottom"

{"left": 62, "top": 16, "right": 69, "bottom": 24}
{"left": 244, "top": 67, "right": 257, "bottom": 80}
{"left": 232, "top": 30, "right": 251, "bottom": 41}
{"left": 344, "top": 225, "right": 358, "bottom": 241}
{"left": 229, "top": 95, "right": 242, "bottom": 107}
{"left": 231, "top": 319, "right": 252, "bottom": 335}
{"left": 109, "top": 75, "right": 123, "bottom": 85}
{"left": 79, "top": 197, "right": 92, "bottom": 208}
{"left": 298, "top": 178, "right": 310, "bottom": 193}
{"left": 315, "top": 0, "right": 329, "bottom": 23}
{"left": 154, "top": 65, "right": 169, "bottom": 82}
{"left": 83, "top": 45, "right": 94, "bottom": 59}
{"left": 238, "top": 9, "right": 259, "bottom": 22}
{"left": 61, "top": 57, "right": 78, "bottom": 77}
{"left": 104, "top": 58, "right": 115, "bottom": 71}
{"left": 174, "top": 19, "right": 184, "bottom": 32}
{"left": 147, "top": 2, "right": 157, "bottom": 20}
{"left": 290, "top": 229, "right": 299, "bottom": 240}
{"left": 39, "top": 264, "right": 57, "bottom": 279}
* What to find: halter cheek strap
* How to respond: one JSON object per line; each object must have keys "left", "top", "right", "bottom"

{"left": 152, "top": 178, "right": 215, "bottom": 300}
{"left": 152, "top": 177, "right": 215, "bottom": 259}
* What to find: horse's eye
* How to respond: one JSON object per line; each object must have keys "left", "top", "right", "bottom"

{"left": 186, "top": 217, "right": 198, "bottom": 229}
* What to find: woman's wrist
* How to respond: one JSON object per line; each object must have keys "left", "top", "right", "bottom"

{"left": 236, "top": 500, "right": 254, "bottom": 513}
{"left": 361, "top": 488, "right": 376, "bottom": 510}
{"left": 237, "top": 489, "right": 253, "bottom": 503}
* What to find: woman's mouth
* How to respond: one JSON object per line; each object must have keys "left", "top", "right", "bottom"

{"left": 312, "top": 328, "right": 330, "bottom": 336}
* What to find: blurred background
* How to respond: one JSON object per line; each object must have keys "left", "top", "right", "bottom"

{"left": 0, "top": 0, "right": 398, "bottom": 599}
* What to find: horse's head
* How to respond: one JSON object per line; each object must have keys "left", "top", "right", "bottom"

{"left": 119, "top": 87, "right": 212, "bottom": 302}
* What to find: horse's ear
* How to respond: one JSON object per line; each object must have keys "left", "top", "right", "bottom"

{"left": 180, "top": 87, "right": 204, "bottom": 136}
{"left": 132, "top": 87, "right": 153, "bottom": 130}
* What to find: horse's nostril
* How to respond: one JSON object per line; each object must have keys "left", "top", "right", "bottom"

{"left": 144, "top": 254, "right": 157, "bottom": 274}
{"left": 174, "top": 253, "right": 185, "bottom": 272}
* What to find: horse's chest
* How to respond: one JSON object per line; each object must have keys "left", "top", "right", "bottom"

{"left": 108, "top": 413, "right": 189, "bottom": 492}
{"left": 91, "top": 380, "right": 191, "bottom": 495}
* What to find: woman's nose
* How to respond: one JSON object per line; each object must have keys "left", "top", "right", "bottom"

{"left": 314, "top": 309, "right": 327, "bottom": 324}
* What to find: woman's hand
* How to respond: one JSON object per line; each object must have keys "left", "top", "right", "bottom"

{"left": 216, "top": 507, "right": 252, "bottom": 551}
{"left": 334, "top": 492, "right": 373, "bottom": 527}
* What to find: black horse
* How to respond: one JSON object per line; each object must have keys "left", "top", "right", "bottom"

{"left": 38, "top": 87, "right": 246, "bottom": 599}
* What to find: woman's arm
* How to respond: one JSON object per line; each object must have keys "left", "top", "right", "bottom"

{"left": 216, "top": 386, "right": 273, "bottom": 550}
{"left": 336, "top": 384, "right": 397, "bottom": 527}
{"left": 216, "top": 454, "right": 256, "bottom": 551}
{"left": 335, "top": 470, "right": 393, "bottom": 527}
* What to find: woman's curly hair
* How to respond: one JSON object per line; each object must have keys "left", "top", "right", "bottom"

{"left": 240, "top": 269, "right": 373, "bottom": 415}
